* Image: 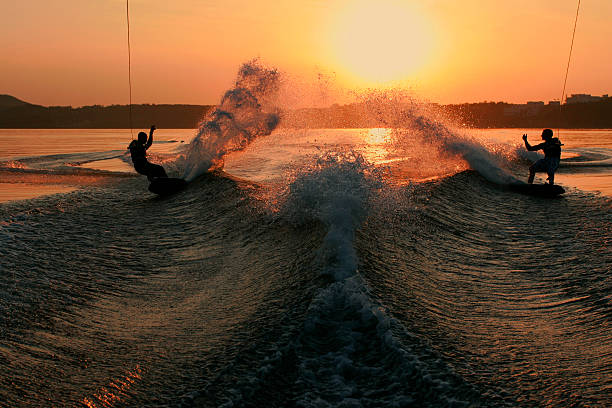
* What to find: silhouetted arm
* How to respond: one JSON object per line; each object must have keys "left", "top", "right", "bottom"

{"left": 145, "top": 125, "right": 156, "bottom": 150}
{"left": 523, "top": 135, "right": 543, "bottom": 151}
{"left": 529, "top": 142, "right": 545, "bottom": 152}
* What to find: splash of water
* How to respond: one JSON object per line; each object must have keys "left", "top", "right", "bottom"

{"left": 279, "top": 151, "right": 383, "bottom": 280}
{"left": 360, "top": 91, "right": 522, "bottom": 185}
{"left": 182, "top": 60, "right": 280, "bottom": 181}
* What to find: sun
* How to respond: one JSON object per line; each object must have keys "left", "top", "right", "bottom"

{"left": 329, "top": 1, "right": 434, "bottom": 85}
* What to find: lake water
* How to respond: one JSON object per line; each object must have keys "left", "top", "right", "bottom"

{"left": 1, "top": 128, "right": 611, "bottom": 201}
{"left": 1, "top": 126, "right": 610, "bottom": 407}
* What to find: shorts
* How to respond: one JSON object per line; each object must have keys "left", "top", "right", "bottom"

{"left": 133, "top": 159, "right": 167, "bottom": 180}
{"left": 531, "top": 157, "right": 560, "bottom": 176}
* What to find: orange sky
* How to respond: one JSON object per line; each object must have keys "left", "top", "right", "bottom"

{"left": 1, "top": 0, "right": 611, "bottom": 106}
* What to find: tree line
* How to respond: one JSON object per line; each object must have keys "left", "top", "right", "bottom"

{"left": 0, "top": 103, "right": 213, "bottom": 129}
{"left": 1, "top": 97, "right": 610, "bottom": 129}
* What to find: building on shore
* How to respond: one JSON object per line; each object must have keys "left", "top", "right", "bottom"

{"left": 503, "top": 101, "right": 545, "bottom": 117}
{"left": 566, "top": 94, "right": 609, "bottom": 104}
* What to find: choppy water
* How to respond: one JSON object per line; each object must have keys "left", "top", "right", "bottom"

{"left": 1, "top": 64, "right": 612, "bottom": 407}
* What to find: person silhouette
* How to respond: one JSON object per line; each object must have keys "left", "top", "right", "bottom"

{"left": 522, "top": 128, "right": 562, "bottom": 185}
{"left": 128, "top": 125, "right": 168, "bottom": 181}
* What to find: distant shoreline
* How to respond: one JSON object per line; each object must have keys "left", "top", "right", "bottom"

{"left": 1, "top": 95, "right": 611, "bottom": 129}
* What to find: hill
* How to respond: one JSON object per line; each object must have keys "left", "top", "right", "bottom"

{"left": 0, "top": 98, "right": 213, "bottom": 128}
{"left": 0, "top": 94, "right": 34, "bottom": 109}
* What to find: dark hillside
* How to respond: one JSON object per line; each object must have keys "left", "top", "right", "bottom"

{"left": 0, "top": 95, "right": 34, "bottom": 109}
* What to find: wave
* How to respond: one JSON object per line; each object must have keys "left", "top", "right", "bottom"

{"left": 1, "top": 150, "right": 126, "bottom": 170}
{"left": 212, "top": 152, "right": 483, "bottom": 407}
{"left": 559, "top": 147, "right": 612, "bottom": 167}
{"left": 2, "top": 142, "right": 610, "bottom": 406}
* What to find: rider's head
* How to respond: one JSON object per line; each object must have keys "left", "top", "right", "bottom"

{"left": 541, "top": 128, "right": 553, "bottom": 141}
{"left": 138, "top": 131, "right": 147, "bottom": 144}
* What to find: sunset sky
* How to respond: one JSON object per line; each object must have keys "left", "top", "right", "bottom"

{"left": 2, "top": 0, "right": 611, "bottom": 107}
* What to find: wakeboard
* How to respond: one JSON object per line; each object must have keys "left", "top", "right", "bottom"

{"left": 509, "top": 183, "right": 565, "bottom": 197}
{"left": 148, "top": 177, "right": 188, "bottom": 196}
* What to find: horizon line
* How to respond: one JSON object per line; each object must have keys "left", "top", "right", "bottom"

{"left": 2, "top": 93, "right": 610, "bottom": 109}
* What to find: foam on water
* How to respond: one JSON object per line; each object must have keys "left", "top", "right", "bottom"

{"left": 280, "top": 151, "right": 380, "bottom": 280}
{"left": 215, "top": 151, "right": 480, "bottom": 407}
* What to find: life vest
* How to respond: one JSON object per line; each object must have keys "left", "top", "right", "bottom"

{"left": 542, "top": 138, "right": 562, "bottom": 159}
{"left": 128, "top": 140, "right": 147, "bottom": 163}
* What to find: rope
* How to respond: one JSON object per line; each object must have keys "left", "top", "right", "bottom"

{"left": 126, "top": 0, "right": 134, "bottom": 139}
{"left": 559, "top": 0, "right": 581, "bottom": 134}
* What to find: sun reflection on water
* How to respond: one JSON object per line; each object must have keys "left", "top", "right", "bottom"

{"left": 81, "top": 365, "right": 143, "bottom": 408}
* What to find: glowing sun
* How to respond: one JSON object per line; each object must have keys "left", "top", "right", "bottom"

{"left": 330, "top": 1, "right": 434, "bottom": 84}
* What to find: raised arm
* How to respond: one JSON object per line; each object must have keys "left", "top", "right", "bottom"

{"left": 145, "top": 125, "right": 156, "bottom": 149}
{"left": 522, "top": 134, "right": 542, "bottom": 152}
